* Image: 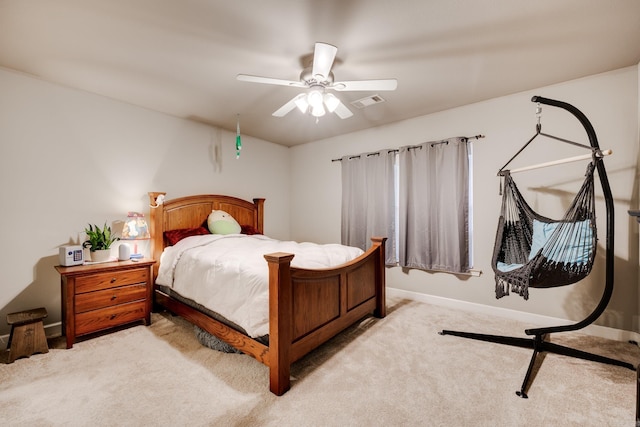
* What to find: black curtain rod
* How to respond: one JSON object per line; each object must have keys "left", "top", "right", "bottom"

{"left": 331, "top": 134, "right": 485, "bottom": 162}
{"left": 331, "top": 149, "right": 398, "bottom": 162}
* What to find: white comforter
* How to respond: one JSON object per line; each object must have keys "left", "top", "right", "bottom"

{"left": 156, "top": 234, "right": 364, "bottom": 337}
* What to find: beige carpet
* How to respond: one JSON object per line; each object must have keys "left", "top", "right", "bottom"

{"left": 1, "top": 297, "right": 638, "bottom": 426}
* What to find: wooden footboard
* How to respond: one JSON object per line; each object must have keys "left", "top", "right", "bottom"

{"left": 265, "top": 237, "right": 386, "bottom": 395}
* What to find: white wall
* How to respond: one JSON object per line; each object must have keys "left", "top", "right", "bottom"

{"left": 291, "top": 66, "right": 639, "bottom": 332}
{"left": 0, "top": 68, "right": 290, "bottom": 336}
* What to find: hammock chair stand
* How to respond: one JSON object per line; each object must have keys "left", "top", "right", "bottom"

{"left": 440, "top": 96, "right": 635, "bottom": 398}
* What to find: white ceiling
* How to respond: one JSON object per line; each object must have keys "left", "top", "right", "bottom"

{"left": 1, "top": 0, "right": 639, "bottom": 147}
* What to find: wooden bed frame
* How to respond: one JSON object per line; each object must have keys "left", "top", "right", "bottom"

{"left": 148, "top": 192, "right": 386, "bottom": 395}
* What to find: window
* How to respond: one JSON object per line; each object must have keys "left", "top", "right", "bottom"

{"left": 341, "top": 137, "right": 472, "bottom": 274}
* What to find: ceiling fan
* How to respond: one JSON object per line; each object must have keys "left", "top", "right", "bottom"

{"left": 236, "top": 42, "right": 398, "bottom": 119}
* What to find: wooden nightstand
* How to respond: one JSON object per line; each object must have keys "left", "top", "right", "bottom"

{"left": 55, "top": 259, "right": 155, "bottom": 349}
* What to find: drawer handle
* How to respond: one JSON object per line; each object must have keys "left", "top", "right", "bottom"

{"left": 110, "top": 314, "right": 117, "bottom": 320}
{"left": 111, "top": 295, "right": 117, "bottom": 301}
{"left": 110, "top": 277, "right": 117, "bottom": 283}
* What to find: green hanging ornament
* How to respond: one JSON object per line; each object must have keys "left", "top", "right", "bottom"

{"left": 236, "top": 114, "right": 242, "bottom": 159}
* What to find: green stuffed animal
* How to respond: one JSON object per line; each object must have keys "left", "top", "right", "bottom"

{"left": 207, "top": 210, "right": 241, "bottom": 235}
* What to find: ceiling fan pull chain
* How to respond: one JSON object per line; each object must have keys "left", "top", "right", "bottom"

{"left": 236, "top": 114, "right": 242, "bottom": 159}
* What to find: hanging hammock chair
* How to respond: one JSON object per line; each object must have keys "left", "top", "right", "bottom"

{"left": 440, "top": 95, "right": 634, "bottom": 399}
{"left": 492, "top": 162, "right": 597, "bottom": 300}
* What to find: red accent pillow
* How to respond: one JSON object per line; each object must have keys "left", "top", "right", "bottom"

{"left": 164, "top": 227, "right": 210, "bottom": 245}
{"left": 241, "top": 224, "right": 262, "bottom": 235}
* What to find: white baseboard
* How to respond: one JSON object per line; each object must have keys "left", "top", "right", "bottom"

{"left": 0, "top": 322, "right": 62, "bottom": 347}
{"left": 387, "top": 287, "right": 640, "bottom": 344}
{"left": 44, "top": 322, "right": 62, "bottom": 338}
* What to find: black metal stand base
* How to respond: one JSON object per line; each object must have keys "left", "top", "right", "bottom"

{"left": 439, "top": 329, "right": 635, "bottom": 398}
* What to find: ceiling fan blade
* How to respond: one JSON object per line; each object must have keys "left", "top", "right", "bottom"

{"left": 237, "top": 74, "right": 306, "bottom": 88}
{"left": 312, "top": 42, "right": 338, "bottom": 81}
{"left": 331, "top": 79, "right": 398, "bottom": 91}
{"left": 333, "top": 101, "right": 353, "bottom": 119}
{"left": 272, "top": 94, "right": 306, "bottom": 117}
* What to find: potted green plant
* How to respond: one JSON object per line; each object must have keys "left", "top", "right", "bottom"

{"left": 83, "top": 223, "right": 119, "bottom": 262}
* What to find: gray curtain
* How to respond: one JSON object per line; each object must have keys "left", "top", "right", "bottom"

{"left": 341, "top": 150, "right": 397, "bottom": 265}
{"left": 399, "top": 137, "right": 469, "bottom": 273}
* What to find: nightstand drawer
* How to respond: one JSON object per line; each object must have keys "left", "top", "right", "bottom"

{"left": 75, "top": 283, "right": 147, "bottom": 313}
{"left": 75, "top": 300, "right": 147, "bottom": 336}
{"left": 75, "top": 268, "right": 148, "bottom": 294}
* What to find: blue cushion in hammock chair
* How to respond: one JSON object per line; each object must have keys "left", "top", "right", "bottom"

{"left": 529, "top": 219, "right": 592, "bottom": 264}
{"left": 496, "top": 219, "right": 592, "bottom": 273}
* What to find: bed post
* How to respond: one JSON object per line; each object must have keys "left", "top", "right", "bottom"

{"left": 264, "top": 252, "right": 295, "bottom": 396}
{"left": 148, "top": 192, "right": 166, "bottom": 281}
{"left": 371, "top": 237, "right": 387, "bottom": 318}
{"left": 253, "top": 198, "right": 265, "bottom": 234}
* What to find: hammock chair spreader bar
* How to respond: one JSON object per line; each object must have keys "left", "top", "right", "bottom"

{"left": 439, "top": 96, "right": 634, "bottom": 399}
{"left": 504, "top": 148, "right": 611, "bottom": 175}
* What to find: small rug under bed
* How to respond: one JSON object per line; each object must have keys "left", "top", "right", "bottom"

{"left": 157, "top": 285, "right": 268, "bottom": 354}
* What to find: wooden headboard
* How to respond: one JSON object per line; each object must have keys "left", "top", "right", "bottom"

{"left": 147, "top": 192, "right": 265, "bottom": 278}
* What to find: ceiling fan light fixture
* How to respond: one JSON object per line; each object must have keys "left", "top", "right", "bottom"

{"left": 307, "top": 89, "right": 324, "bottom": 109}
{"left": 323, "top": 93, "right": 340, "bottom": 113}
{"left": 311, "top": 103, "right": 325, "bottom": 117}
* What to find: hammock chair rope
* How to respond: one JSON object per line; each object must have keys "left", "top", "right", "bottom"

{"left": 492, "top": 161, "right": 597, "bottom": 299}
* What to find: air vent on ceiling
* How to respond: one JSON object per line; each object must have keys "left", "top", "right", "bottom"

{"left": 350, "top": 94, "right": 386, "bottom": 109}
